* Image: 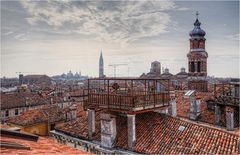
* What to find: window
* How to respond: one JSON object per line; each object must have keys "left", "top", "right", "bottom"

{"left": 15, "top": 109, "right": 19, "bottom": 116}
{"left": 5, "top": 110, "right": 9, "bottom": 117}
{"left": 191, "top": 62, "right": 195, "bottom": 72}
{"left": 197, "top": 61, "right": 201, "bottom": 72}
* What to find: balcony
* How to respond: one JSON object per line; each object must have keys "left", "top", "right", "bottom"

{"left": 213, "top": 82, "right": 240, "bottom": 107}
{"left": 84, "top": 77, "right": 170, "bottom": 114}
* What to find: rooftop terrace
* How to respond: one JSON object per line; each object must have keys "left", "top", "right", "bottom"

{"left": 84, "top": 77, "right": 170, "bottom": 114}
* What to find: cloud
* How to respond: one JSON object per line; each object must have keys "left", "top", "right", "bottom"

{"left": 177, "top": 7, "right": 189, "bottom": 11}
{"left": 14, "top": 33, "right": 27, "bottom": 41}
{"left": 3, "top": 31, "right": 14, "bottom": 36}
{"left": 227, "top": 33, "right": 239, "bottom": 41}
{"left": 19, "top": 1, "right": 187, "bottom": 44}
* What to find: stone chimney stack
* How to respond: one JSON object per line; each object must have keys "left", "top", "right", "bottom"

{"left": 226, "top": 107, "right": 234, "bottom": 131}
{"left": 168, "top": 91, "right": 177, "bottom": 117}
{"left": 100, "top": 113, "right": 116, "bottom": 148}
{"left": 87, "top": 109, "right": 95, "bottom": 139}
{"left": 189, "top": 97, "right": 201, "bottom": 120}
{"left": 127, "top": 114, "right": 136, "bottom": 150}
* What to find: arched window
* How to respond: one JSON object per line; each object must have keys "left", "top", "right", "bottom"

{"left": 191, "top": 62, "right": 195, "bottom": 72}
{"left": 197, "top": 61, "right": 201, "bottom": 72}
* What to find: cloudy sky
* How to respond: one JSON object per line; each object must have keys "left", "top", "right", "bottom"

{"left": 1, "top": 0, "right": 239, "bottom": 78}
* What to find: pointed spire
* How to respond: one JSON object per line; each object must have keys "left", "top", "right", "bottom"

{"left": 99, "top": 50, "right": 104, "bottom": 77}
{"left": 100, "top": 50, "right": 103, "bottom": 60}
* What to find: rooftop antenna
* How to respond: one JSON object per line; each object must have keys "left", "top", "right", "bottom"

{"left": 108, "top": 63, "right": 127, "bottom": 77}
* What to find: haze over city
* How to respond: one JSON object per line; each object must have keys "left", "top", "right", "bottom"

{"left": 1, "top": 0, "right": 239, "bottom": 78}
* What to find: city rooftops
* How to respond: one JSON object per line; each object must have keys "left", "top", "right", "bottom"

{"left": 55, "top": 111, "right": 239, "bottom": 154}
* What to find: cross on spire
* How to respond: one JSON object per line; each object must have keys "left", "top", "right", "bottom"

{"left": 196, "top": 11, "right": 199, "bottom": 19}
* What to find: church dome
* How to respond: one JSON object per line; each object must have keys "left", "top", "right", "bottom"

{"left": 189, "top": 16, "right": 206, "bottom": 37}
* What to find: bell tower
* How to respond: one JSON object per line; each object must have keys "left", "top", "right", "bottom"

{"left": 99, "top": 51, "right": 104, "bottom": 78}
{"left": 187, "top": 12, "right": 208, "bottom": 92}
{"left": 187, "top": 11, "right": 208, "bottom": 77}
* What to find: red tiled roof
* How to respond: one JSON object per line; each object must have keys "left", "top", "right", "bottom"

{"left": 7, "top": 105, "right": 65, "bottom": 126}
{"left": 132, "top": 113, "right": 239, "bottom": 154}
{"left": 0, "top": 136, "right": 90, "bottom": 154}
{"left": 176, "top": 91, "right": 214, "bottom": 120}
{"left": 1, "top": 92, "right": 49, "bottom": 110}
{"left": 56, "top": 111, "right": 101, "bottom": 140}
{"left": 56, "top": 111, "right": 239, "bottom": 154}
{"left": 23, "top": 74, "right": 52, "bottom": 86}
{"left": 69, "top": 89, "right": 86, "bottom": 97}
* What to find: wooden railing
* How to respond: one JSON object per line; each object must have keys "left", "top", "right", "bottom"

{"left": 85, "top": 92, "right": 169, "bottom": 112}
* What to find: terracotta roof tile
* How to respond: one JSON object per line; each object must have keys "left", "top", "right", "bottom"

{"left": 1, "top": 92, "right": 49, "bottom": 110}
{"left": 0, "top": 136, "right": 90, "bottom": 154}
{"left": 7, "top": 105, "right": 65, "bottom": 126}
{"left": 56, "top": 111, "right": 239, "bottom": 154}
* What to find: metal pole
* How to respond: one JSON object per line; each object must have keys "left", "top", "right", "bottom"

{"left": 154, "top": 80, "right": 156, "bottom": 107}
{"left": 144, "top": 80, "right": 147, "bottom": 95}
{"left": 108, "top": 79, "right": 110, "bottom": 109}
{"left": 168, "top": 79, "right": 170, "bottom": 105}
{"left": 214, "top": 83, "right": 216, "bottom": 97}
{"left": 104, "top": 79, "right": 106, "bottom": 92}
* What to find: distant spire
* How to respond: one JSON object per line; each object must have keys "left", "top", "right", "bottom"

{"left": 99, "top": 50, "right": 104, "bottom": 77}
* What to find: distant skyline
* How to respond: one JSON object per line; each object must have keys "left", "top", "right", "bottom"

{"left": 1, "top": 1, "right": 239, "bottom": 78}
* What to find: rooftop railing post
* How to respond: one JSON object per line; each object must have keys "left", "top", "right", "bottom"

{"left": 120, "top": 95, "right": 122, "bottom": 110}
{"left": 144, "top": 80, "right": 147, "bottom": 108}
{"left": 107, "top": 80, "right": 110, "bottom": 109}
{"left": 131, "top": 80, "right": 133, "bottom": 96}
{"left": 99, "top": 79, "right": 100, "bottom": 92}
{"left": 104, "top": 79, "right": 106, "bottom": 92}
{"left": 222, "top": 83, "right": 225, "bottom": 95}
{"left": 88, "top": 79, "right": 90, "bottom": 108}
{"left": 168, "top": 79, "right": 170, "bottom": 105}
{"left": 214, "top": 83, "right": 216, "bottom": 97}
{"left": 132, "top": 97, "right": 135, "bottom": 111}
{"left": 125, "top": 79, "right": 127, "bottom": 92}
{"left": 154, "top": 80, "right": 156, "bottom": 108}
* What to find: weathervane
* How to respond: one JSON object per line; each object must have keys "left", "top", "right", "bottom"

{"left": 196, "top": 11, "right": 199, "bottom": 19}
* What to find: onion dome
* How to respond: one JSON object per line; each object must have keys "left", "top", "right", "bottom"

{"left": 189, "top": 12, "right": 206, "bottom": 37}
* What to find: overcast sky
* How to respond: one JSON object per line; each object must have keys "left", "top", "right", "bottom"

{"left": 1, "top": 0, "right": 239, "bottom": 78}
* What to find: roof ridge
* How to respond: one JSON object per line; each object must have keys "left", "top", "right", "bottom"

{"left": 173, "top": 115, "right": 239, "bottom": 137}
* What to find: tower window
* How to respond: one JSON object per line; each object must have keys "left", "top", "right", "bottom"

{"left": 5, "top": 110, "right": 9, "bottom": 117}
{"left": 197, "top": 61, "right": 201, "bottom": 72}
{"left": 191, "top": 62, "right": 195, "bottom": 72}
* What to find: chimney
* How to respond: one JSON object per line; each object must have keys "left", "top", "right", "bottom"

{"left": 215, "top": 105, "right": 221, "bottom": 125}
{"left": 127, "top": 114, "right": 136, "bottom": 150}
{"left": 100, "top": 113, "right": 116, "bottom": 148}
{"left": 87, "top": 109, "right": 95, "bottom": 139}
{"left": 189, "top": 97, "right": 201, "bottom": 120}
{"left": 50, "top": 97, "right": 53, "bottom": 104}
{"left": 168, "top": 91, "right": 176, "bottom": 117}
{"left": 184, "top": 90, "right": 201, "bottom": 120}
{"left": 226, "top": 107, "right": 234, "bottom": 131}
